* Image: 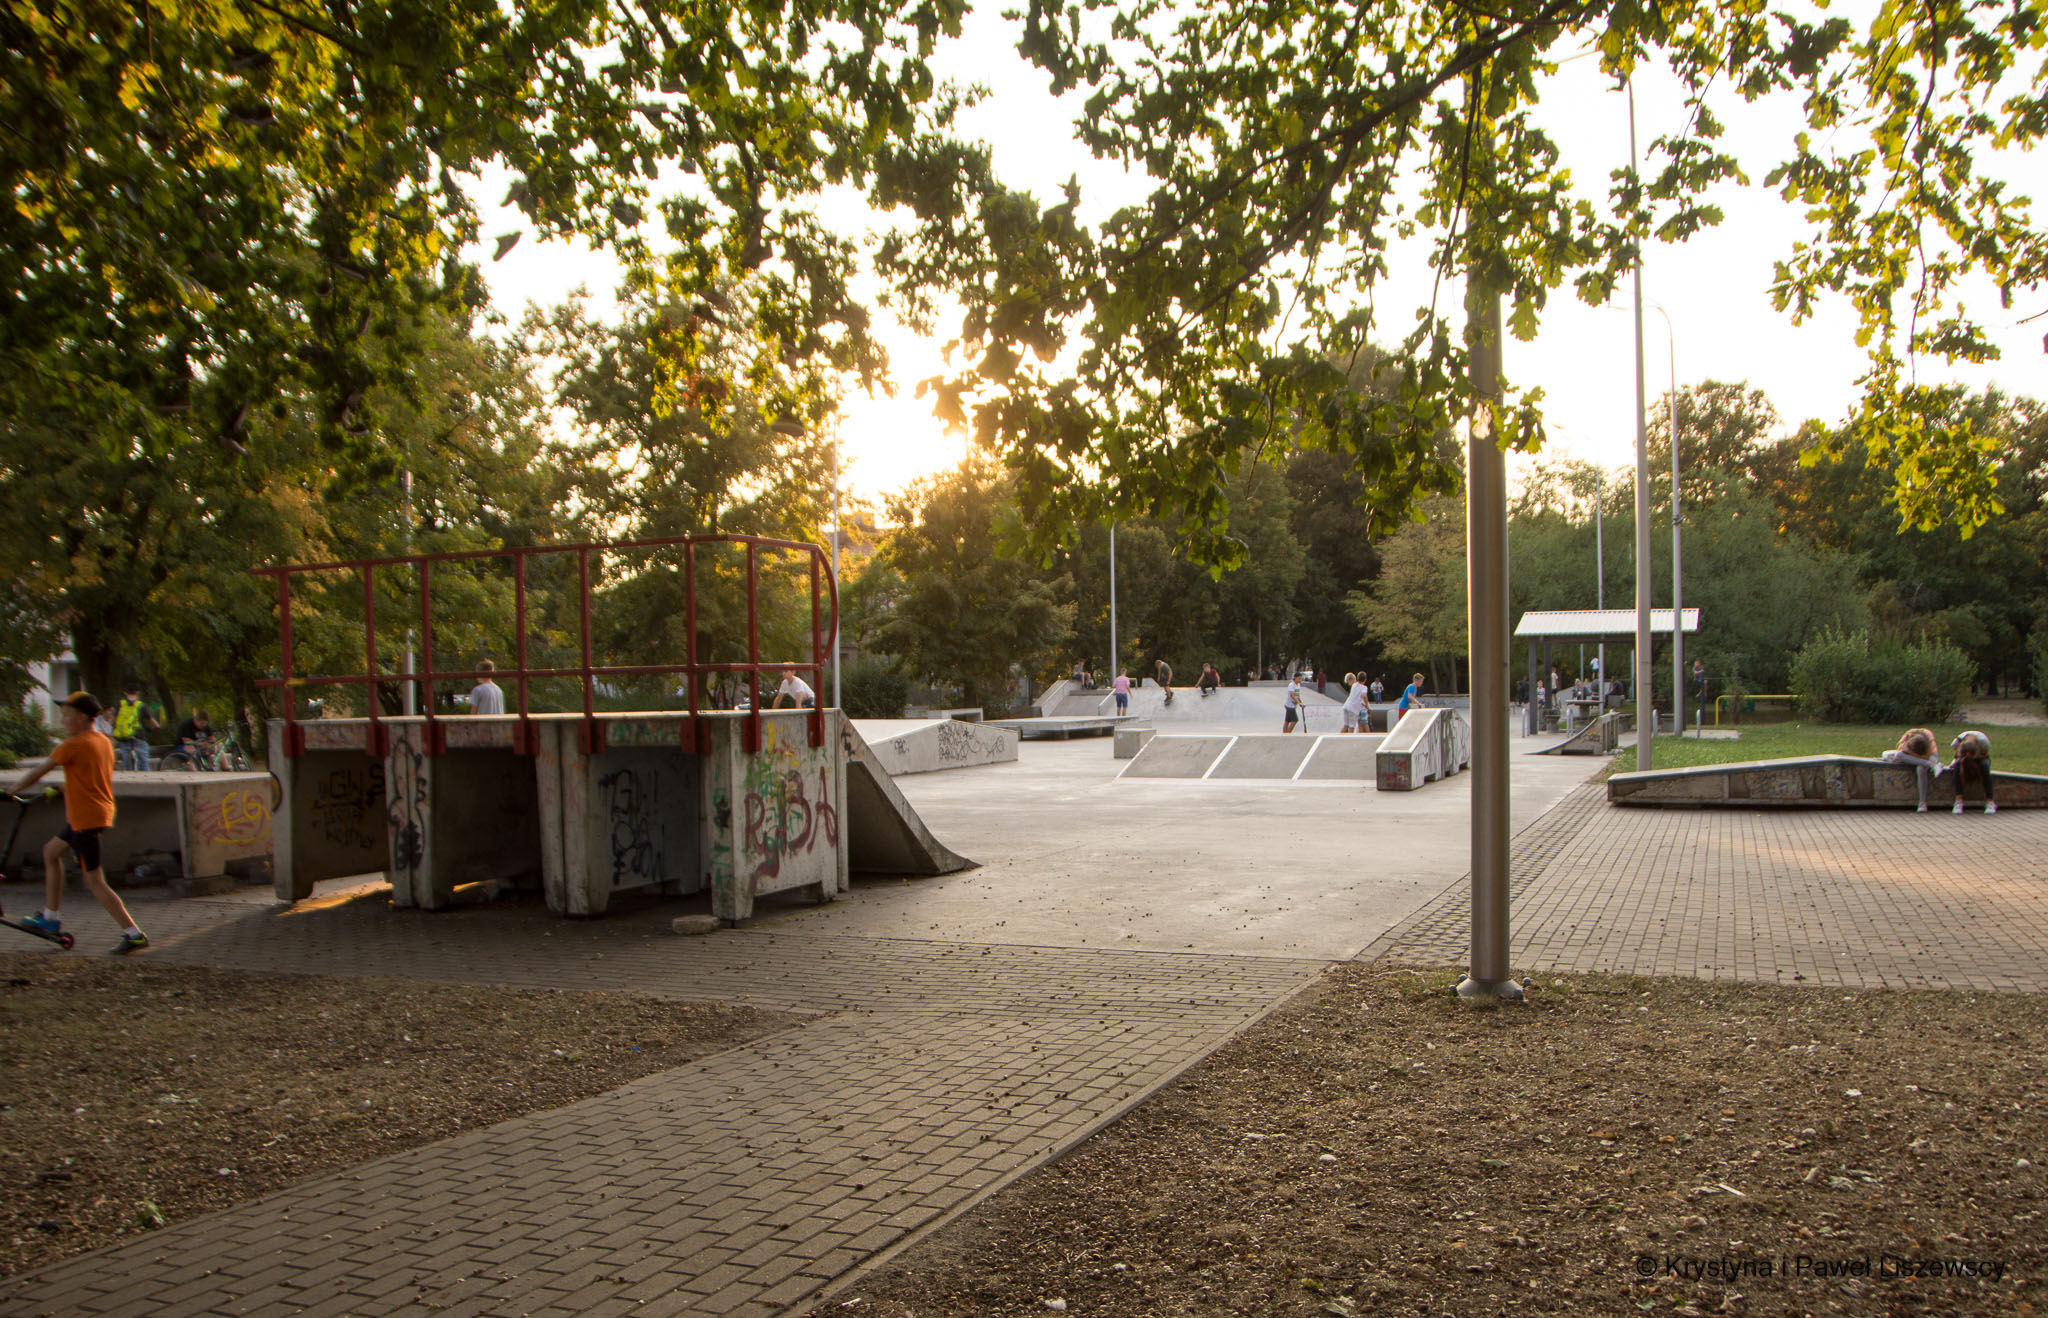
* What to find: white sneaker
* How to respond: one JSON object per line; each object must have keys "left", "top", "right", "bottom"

{"left": 1986, "top": 801, "right": 1998, "bottom": 815}
{"left": 1916, "top": 804, "right": 1928, "bottom": 813}
{"left": 1953, "top": 800, "right": 1965, "bottom": 815}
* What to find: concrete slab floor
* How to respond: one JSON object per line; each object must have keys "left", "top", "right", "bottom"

{"left": 750, "top": 733, "right": 1603, "bottom": 961}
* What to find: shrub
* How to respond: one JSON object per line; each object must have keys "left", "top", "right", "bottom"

{"left": 0, "top": 705, "right": 52, "bottom": 769}
{"left": 839, "top": 658, "right": 909, "bottom": 719}
{"left": 1789, "top": 628, "right": 1972, "bottom": 724}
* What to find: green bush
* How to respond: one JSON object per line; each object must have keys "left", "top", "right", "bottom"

{"left": 839, "top": 658, "right": 909, "bottom": 719}
{"left": 0, "top": 705, "right": 52, "bottom": 768}
{"left": 1789, "top": 628, "right": 1972, "bottom": 724}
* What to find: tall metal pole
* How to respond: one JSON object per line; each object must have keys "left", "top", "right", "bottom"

{"left": 1458, "top": 62, "right": 1521, "bottom": 1003}
{"left": 1660, "top": 309, "right": 1683, "bottom": 736}
{"left": 1108, "top": 522, "right": 1119, "bottom": 683}
{"left": 1595, "top": 478, "right": 1606, "bottom": 712}
{"left": 1629, "top": 79, "right": 1654, "bottom": 770}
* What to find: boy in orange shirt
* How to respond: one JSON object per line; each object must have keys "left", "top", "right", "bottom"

{"left": 11, "top": 692, "right": 148, "bottom": 954}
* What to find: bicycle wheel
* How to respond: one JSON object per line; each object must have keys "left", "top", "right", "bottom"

{"left": 160, "top": 751, "right": 194, "bottom": 772}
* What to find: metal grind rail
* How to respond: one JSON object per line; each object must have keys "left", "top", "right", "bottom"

{"left": 254, "top": 534, "right": 836, "bottom": 758}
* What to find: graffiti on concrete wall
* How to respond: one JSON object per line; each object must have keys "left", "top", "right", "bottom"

{"left": 193, "top": 787, "right": 274, "bottom": 847}
{"left": 309, "top": 764, "right": 385, "bottom": 851}
{"left": 599, "top": 766, "right": 666, "bottom": 887}
{"left": 934, "top": 721, "right": 1011, "bottom": 763}
{"left": 386, "top": 737, "right": 428, "bottom": 876}
{"left": 742, "top": 763, "right": 838, "bottom": 887}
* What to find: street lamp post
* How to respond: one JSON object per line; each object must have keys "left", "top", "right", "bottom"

{"left": 1629, "top": 79, "right": 1654, "bottom": 771}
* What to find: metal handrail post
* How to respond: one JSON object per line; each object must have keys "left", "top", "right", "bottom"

{"left": 418, "top": 559, "right": 440, "bottom": 752}
{"left": 744, "top": 543, "right": 761, "bottom": 752}
{"left": 513, "top": 550, "right": 533, "bottom": 754}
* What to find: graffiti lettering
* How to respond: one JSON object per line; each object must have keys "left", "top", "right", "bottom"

{"left": 385, "top": 739, "right": 428, "bottom": 875}
{"left": 194, "top": 789, "right": 274, "bottom": 846}
{"left": 309, "top": 764, "right": 384, "bottom": 851}
{"left": 934, "top": 721, "right": 1009, "bottom": 763}
{"left": 743, "top": 765, "right": 838, "bottom": 887}
{"left": 599, "top": 767, "right": 666, "bottom": 887}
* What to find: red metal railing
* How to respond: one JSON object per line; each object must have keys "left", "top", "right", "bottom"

{"left": 254, "top": 534, "right": 837, "bottom": 758}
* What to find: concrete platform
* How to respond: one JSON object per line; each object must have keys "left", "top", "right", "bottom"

{"left": 1207, "top": 734, "right": 1316, "bottom": 779}
{"left": 986, "top": 714, "right": 1144, "bottom": 739}
{"left": 3, "top": 768, "right": 277, "bottom": 883}
{"left": 1119, "top": 734, "right": 1236, "bottom": 778}
{"left": 1296, "top": 734, "right": 1384, "bottom": 779}
{"left": 853, "top": 718, "right": 1018, "bottom": 775}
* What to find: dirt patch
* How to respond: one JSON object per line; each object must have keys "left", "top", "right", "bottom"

{"left": 817, "top": 966, "right": 2048, "bottom": 1317}
{"left": 0, "top": 954, "right": 806, "bottom": 1276}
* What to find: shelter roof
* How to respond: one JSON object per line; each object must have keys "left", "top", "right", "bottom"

{"left": 1514, "top": 608, "right": 1700, "bottom": 641}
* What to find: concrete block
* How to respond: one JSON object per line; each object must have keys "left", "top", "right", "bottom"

{"left": 670, "top": 914, "right": 722, "bottom": 936}
{"left": 1113, "top": 726, "right": 1157, "bottom": 759}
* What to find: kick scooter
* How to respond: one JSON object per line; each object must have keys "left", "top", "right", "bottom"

{"left": 0, "top": 791, "right": 73, "bottom": 949}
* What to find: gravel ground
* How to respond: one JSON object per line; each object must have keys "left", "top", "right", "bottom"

{"left": 0, "top": 953, "right": 806, "bottom": 1276}
{"left": 814, "top": 966, "right": 2048, "bottom": 1318}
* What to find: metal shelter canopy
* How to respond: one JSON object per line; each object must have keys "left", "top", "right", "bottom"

{"left": 1515, "top": 608, "right": 1700, "bottom": 643}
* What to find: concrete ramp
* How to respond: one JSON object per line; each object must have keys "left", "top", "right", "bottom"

{"left": 1120, "top": 735, "right": 1235, "bottom": 778}
{"left": 1376, "top": 708, "right": 1471, "bottom": 791}
{"left": 1297, "top": 735, "right": 1383, "bottom": 780}
{"left": 1609, "top": 754, "right": 2048, "bottom": 808}
{"left": 853, "top": 719, "right": 1018, "bottom": 775}
{"left": 842, "top": 723, "right": 975, "bottom": 875}
{"left": 1534, "top": 711, "right": 1626, "bottom": 756}
{"left": 1209, "top": 735, "right": 1315, "bottom": 779}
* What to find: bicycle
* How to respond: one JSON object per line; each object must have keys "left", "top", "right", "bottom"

{"left": 160, "top": 732, "right": 250, "bottom": 772}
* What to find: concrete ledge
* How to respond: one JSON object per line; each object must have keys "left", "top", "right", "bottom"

{"left": 1113, "top": 726, "right": 1158, "bottom": 759}
{"left": 986, "top": 715, "right": 1145, "bottom": 740}
{"left": 1608, "top": 754, "right": 2048, "bottom": 808}
{"left": 854, "top": 719, "right": 1018, "bottom": 775}
{"left": 1375, "top": 708, "right": 1471, "bottom": 791}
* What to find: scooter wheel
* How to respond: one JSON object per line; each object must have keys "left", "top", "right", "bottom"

{"left": 58, "top": 932, "right": 75, "bottom": 949}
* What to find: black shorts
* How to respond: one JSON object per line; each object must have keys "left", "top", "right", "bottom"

{"left": 58, "top": 826, "right": 106, "bottom": 872}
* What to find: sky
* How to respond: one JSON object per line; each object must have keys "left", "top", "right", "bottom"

{"left": 476, "top": 11, "right": 2042, "bottom": 505}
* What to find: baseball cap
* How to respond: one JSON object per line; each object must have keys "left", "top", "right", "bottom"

{"left": 60, "top": 691, "right": 103, "bottom": 718}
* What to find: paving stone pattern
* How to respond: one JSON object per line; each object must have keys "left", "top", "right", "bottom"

{"left": 1370, "top": 783, "right": 2048, "bottom": 991}
{"left": 1, "top": 896, "right": 1322, "bottom": 1318}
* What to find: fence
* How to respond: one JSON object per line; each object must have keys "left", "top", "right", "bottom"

{"left": 254, "top": 534, "right": 837, "bottom": 758}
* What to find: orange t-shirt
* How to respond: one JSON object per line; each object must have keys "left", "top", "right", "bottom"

{"left": 50, "top": 731, "right": 117, "bottom": 831}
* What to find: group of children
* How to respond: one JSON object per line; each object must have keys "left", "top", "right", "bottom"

{"left": 1884, "top": 727, "right": 1998, "bottom": 813}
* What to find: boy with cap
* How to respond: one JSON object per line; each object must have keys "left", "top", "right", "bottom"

{"left": 11, "top": 692, "right": 148, "bottom": 954}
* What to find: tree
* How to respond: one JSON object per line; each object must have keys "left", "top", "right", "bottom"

{"left": 877, "top": 459, "right": 1074, "bottom": 712}
{"left": 1751, "top": 387, "right": 2048, "bottom": 692}
{"left": 1647, "top": 380, "right": 1782, "bottom": 484}
{"left": 928, "top": 0, "right": 2044, "bottom": 550}
{"left": 4, "top": 0, "right": 998, "bottom": 461}
{"left": 1348, "top": 496, "right": 1468, "bottom": 691}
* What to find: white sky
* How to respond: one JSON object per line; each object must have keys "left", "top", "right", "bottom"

{"left": 477, "top": 13, "right": 2042, "bottom": 503}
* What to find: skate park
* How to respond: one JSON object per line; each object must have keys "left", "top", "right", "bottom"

{"left": 17, "top": 543, "right": 2048, "bottom": 1318}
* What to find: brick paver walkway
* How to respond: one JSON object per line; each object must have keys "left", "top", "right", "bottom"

{"left": 1368, "top": 782, "right": 2048, "bottom": 991}
{"left": 13, "top": 778, "right": 2048, "bottom": 1316}
{"left": 1, "top": 893, "right": 1322, "bottom": 1318}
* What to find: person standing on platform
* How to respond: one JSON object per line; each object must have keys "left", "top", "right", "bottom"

{"left": 468, "top": 660, "right": 506, "bottom": 715}
{"left": 1112, "top": 670, "right": 1131, "bottom": 715}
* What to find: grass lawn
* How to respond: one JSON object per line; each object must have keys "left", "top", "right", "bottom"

{"left": 1612, "top": 721, "right": 2048, "bottom": 775}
